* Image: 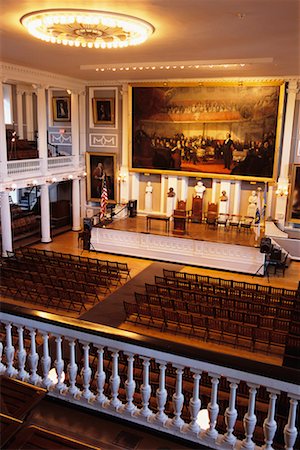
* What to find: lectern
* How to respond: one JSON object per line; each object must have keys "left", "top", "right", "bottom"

{"left": 173, "top": 209, "right": 187, "bottom": 235}
{"left": 191, "top": 196, "right": 203, "bottom": 223}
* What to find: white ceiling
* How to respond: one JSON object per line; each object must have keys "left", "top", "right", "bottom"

{"left": 0, "top": 0, "right": 299, "bottom": 82}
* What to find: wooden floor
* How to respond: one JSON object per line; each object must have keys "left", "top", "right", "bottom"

{"left": 5, "top": 230, "right": 299, "bottom": 367}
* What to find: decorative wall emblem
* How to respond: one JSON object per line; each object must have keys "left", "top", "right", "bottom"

{"left": 49, "top": 132, "right": 72, "bottom": 146}
{"left": 89, "top": 133, "right": 118, "bottom": 148}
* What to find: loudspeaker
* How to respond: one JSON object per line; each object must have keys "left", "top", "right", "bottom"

{"left": 270, "top": 248, "right": 282, "bottom": 261}
{"left": 260, "top": 237, "right": 272, "bottom": 254}
{"left": 83, "top": 218, "right": 93, "bottom": 231}
{"left": 127, "top": 199, "right": 137, "bottom": 218}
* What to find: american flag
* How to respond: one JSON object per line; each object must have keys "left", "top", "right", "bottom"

{"left": 100, "top": 179, "right": 108, "bottom": 221}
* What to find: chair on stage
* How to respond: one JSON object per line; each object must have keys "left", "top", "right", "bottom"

{"left": 216, "top": 213, "right": 229, "bottom": 230}
{"left": 205, "top": 203, "right": 218, "bottom": 228}
{"left": 173, "top": 209, "right": 188, "bottom": 235}
{"left": 177, "top": 200, "right": 187, "bottom": 211}
{"left": 240, "top": 215, "right": 254, "bottom": 232}
{"left": 228, "top": 214, "right": 242, "bottom": 231}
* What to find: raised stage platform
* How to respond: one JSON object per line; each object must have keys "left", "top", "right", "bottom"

{"left": 91, "top": 217, "right": 265, "bottom": 275}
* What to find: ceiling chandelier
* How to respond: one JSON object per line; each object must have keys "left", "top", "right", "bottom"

{"left": 20, "top": 9, "right": 154, "bottom": 49}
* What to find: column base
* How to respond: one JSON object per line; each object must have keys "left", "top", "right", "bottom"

{"left": 72, "top": 226, "right": 82, "bottom": 232}
{"left": 41, "top": 238, "right": 52, "bottom": 243}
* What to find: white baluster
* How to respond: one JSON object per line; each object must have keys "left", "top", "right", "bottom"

{"left": 205, "top": 374, "right": 220, "bottom": 440}
{"left": 139, "top": 357, "right": 153, "bottom": 419}
{"left": 172, "top": 365, "right": 184, "bottom": 428}
{"left": 284, "top": 396, "right": 299, "bottom": 450}
{"left": 28, "top": 328, "right": 41, "bottom": 385}
{"left": 66, "top": 338, "right": 80, "bottom": 398}
{"left": 155, "top": 360, "right": 168, "bottom": 424}
{"left": 262, "top": 389, "right": 279, "bottom": 450}
{"left": 123, "top": 353, "right": 137, "bottom": 414}
{"left": 80, "top": 342, "right": 94, "bottom": 401}
{"left": 109, "top": 349, "right": 122, "bottom": 409}
{"left": 54, "top": 335, "right": 66, "bottom": 392}
{"left": 4, "top": 323, "right": 17, "bottom": 377}
{"left": 41, "top": 332, "right": 52, "bottom": 388}
{"left": 241, "top": 384, "right": 259, "bottom": 450}
{"left": 222, "top": 378, "right": 239, "bottom": 447}
{"left": 16, "top": 325, "right": 29, "bottom": 381}
{"left": 95, "top": 346, "right": 108, "bottom": 406}
{"left": 0, "top": 339, "right": 5, "bottom": 373}
{"left": 187, "top": 370, "right": 202, "bottom": 433}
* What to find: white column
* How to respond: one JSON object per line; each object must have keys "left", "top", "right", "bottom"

{"left": 16, "top": 88, "right": 24, "bottom": 139}
{"left": 130, "top": 172, "right": 140, "bottom": 207}
{"left": 72, "top": 178, "right": 81, "bottom": 231}
{"left": 167, "top": 175, "right": 178, "bottom": 217}
{"left": 275, "top": 80, "right": 299, "bottom": 227}
{"left": 233, "top": 181, "right": 242, "bottom": 215}
{"left": 266, "top": 185, "right": 274, "bottom": 219}
{"left": 160, "top": 175, "right": 167, "bottom": 214}
{"left": 180, "top": 177, "right": 189, "bottom": 201}
{"left": 1, "top": 191, "right": 13, "bottom": 256}
{"left": 25, "top": 90, "right": 34, "bottom": 141}
{"left": 40, "top": 184, "right": 51, "bottom": 243}
{"left": 0, "top": 82, "right": 8, "bottom": 179}
{"left": 36, "top": 86, "right": 48, "bottom": 175}
{"left": 284, "top": 397, "right": 299, "bottom": 450}
{"left": 80, "top": 177, "right": 86, "bottom": 219}
{"left": 71, "top": 91, "right": 79, "bottom": 168}
{"left": 211, "top": 179, "right": 218, "bottom": 203}
{"left": 79, "top": 90, "right": 86, "bottom": 153}
{"left": 219, "top": 180, "right": 231, "bottom": 214}
{"left": 120, "top": 84, "right": 129, "bottom": 203}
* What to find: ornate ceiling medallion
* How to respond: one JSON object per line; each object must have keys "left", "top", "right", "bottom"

{"left": 20, "top": 9, "right": 154, "bottom": 49}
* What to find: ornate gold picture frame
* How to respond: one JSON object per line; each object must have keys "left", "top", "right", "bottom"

{"left": 288, "top": 164, "right": 300, "bottom": 224}
{"left": 86, "top": 152, "right": 116, "bottom": 202}
{"left": 129, "top": 81, "right": 285, "bottom": 182}
{"left": 92, "top": 98, "right": 115, "bottom": 125}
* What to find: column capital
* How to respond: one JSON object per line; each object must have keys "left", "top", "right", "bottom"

{"left": 286, "top": 80, "right": 299, "bottom": 95}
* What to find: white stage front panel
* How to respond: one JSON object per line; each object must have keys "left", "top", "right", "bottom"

{"left": 91, "top": 228, "right": 265, "bottom": 275}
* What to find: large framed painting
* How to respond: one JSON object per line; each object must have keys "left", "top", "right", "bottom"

{"left": 53, "top": 97, "right": 71, "bottom": 122}
{"left": 86, "top": 152, "right": 116, "bottom": 202}
{"left": 288, "top": 164, "right": 300, "bottom": 224}
{"left": 130, "top": 81, "right": 285, "bottom": 181}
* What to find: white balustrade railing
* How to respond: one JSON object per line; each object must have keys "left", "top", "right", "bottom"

{"left": 7, "top": 159, "right": 41, "bottom": 177}
{"left": 47, "top": 156, "right": 74, "bottom": 170}
{"left": 0, "top": 306, "right": 299, "bottom": 450}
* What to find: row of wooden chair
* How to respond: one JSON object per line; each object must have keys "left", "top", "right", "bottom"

{"left": 18, "top": 246, "right": 131, "bottom": 280}
{"left": 162, "top": 269, "right": 299, "bottom": 299}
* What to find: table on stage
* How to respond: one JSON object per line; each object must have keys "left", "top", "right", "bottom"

{"left": 146, "top": 214, "right": 170, "bottom": 233}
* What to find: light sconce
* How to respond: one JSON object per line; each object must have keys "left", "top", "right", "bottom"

{"left": 78, "top": 172, "right": 87, "bottom": 179}
{"left": 66, "top": 89, "right": 72, "bottom": 95}
{"left": 6, "top": 183, "right": 17, "bottom": 191}
{"left": 275, "top": 186, "right": 289, "bottom": 197}
{"left": 27, "top": 179, "right": 38, "bottom": 187}
{"left": 63, "top": 174, "right": 73, "bottom": 181}
{"left": 46, "top": 177, "right": 57, "bottom": 184}
{"left": 118, "top": 172, "right": 127, "bottom": 182}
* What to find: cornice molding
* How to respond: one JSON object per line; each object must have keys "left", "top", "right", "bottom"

{"left": 0, "top": 61, "right": 85, "bottom": 90}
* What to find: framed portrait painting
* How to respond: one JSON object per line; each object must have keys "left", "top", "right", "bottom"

{"left": 86, "top": 152, "right": 116, "bottom": 202}
{"left": 92, "top": 98, "right": 115, "bottom": 125}
{"left": 130, "top": 81, "right": 285, "bottom": 181}
{"left": 288, "top": 164, "right": 300, "bottom": 224}
{"left": 53, "top": 97, "right": 71, "bottom": 122}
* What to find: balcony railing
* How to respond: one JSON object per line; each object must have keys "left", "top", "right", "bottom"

{"left": 47, "top": 156, "right": 74, "bottom": 170}
{"left": 0, "top": 303, "right": 299, "bottom": 450}
{"left": 7, "top": 159, "right": 41, "bottom": 177}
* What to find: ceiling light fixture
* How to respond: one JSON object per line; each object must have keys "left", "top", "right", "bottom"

{"left": 20, "top": 9, "right": 154, "bottom": 49}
